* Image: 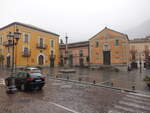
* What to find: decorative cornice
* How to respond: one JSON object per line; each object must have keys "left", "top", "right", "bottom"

{"left": 60, "top": 41, "right": 89, "bottom": 49}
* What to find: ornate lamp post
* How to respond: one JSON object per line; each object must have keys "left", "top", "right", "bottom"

{"left": 7, "top": 29, "right": 21, "bottom": 72}
{"left": 7, "top": 28, "right": 21, "bottom": 93}
{"left": 59, "top": 35, "right": 75, "bottom": 79}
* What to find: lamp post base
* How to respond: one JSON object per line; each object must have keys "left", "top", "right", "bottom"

{"left": 5, "top": 76, "right": 17, "bottom": 94}
{"left": 6, "top": 86, "right": 17, "bottom": 94}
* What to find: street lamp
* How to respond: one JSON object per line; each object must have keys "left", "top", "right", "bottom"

{"left": 7, "top": 29, "right": 21, "bottom": 72}
{"left": 139, "top": 53, "right": 142, "bottom": 73}
{"left": 7, "top": 28, "right": 21, "bottom": 93}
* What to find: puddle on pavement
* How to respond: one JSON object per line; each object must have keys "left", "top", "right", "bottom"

{"left": 60, "top": 84, "right": 72, "bottom": 89}
{"left": 52, "top": 82, "right": 63, "bottom": 86}
{"left": 16, "top": 98, "right": 32, "bottom": 103}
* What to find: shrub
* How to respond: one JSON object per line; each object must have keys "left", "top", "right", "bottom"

{"left": 143, "top": 76, "right": 150, "bottom": 83}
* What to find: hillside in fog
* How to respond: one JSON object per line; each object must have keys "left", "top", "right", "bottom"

{"left": 125, "top": 19, "right": 150, "bottom": 39}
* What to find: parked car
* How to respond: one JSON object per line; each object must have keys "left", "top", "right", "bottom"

{"left": 5, "top": 72, "right": 45, "bottom": 91}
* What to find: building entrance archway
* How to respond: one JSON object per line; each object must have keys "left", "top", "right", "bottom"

{"left": 38, "top": 55, "right": 44, "bottom": 65}
{"left": 103, "top": 51, "right": 111, "bottom": 65}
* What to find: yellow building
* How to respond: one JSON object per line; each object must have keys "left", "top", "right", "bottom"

{"left": 89, "top": 27, "right": 129, "bottom": 66}
{"left": 0, "top": 22, "right": 59, "bottom": 67}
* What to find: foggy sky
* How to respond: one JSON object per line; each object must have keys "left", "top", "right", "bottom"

{"left": 0, "top": 0, "right": 150, "bottom": 42}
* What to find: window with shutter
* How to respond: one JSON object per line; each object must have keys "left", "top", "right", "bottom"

{"left": 115, "top": 40, "right": 119, "bottom": 46}
{"left": 0, "top": 35, "right": 2, "bottom": 44}
{"left": 40, "top": 38, "right": 44, "bottom": 47}
{"left": 23, "top": 33, "right": 30, "bottom": 43}
{"left": 51, "top": 40, "right": 54, "bottom": 47}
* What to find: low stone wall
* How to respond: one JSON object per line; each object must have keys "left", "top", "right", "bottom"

{"left": 89, "top": 64, "right": 128, "bottom": 72}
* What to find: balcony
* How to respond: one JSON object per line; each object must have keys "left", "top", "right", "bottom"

{"left": 3, "top": 41, "right": 13, "bottom": 47}
{"left": 36, "top": 43, "right": 47, "bottom": 49}
{"left": 22, "top": 51, "right": 31, "bottom": 57}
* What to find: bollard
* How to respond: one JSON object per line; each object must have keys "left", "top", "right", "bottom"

{"left": 93, "top": 80, "right": 96, "bottom": 84}
{"left": 111, "top": 82, "right": 113, "bottom": 86}
{"left": 132, "top": 85, "right": 135, "bottom": 90}
{"left": 78, "top": 77, "right": 82, "bottom": 82}
{"left": 67, "top": 76, "right": 69, "bottom": 80}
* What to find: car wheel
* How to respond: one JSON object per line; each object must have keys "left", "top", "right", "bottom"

{"left": 35, "top": 86, "right": 42, "bottom": 91}
{"left": 20, "top": 84, "right": 26, "bottom": 91}
{"left": 5, "top": 79, "right": 9, "bottom": 86}
{"left": 38, "top": 86, "right": 42, "bottom": 90}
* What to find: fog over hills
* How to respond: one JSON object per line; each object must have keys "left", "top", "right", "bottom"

{"left": 124, "top": 19, "right": 150, "bottom": 39}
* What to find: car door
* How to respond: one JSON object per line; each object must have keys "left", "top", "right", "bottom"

{"left": 20, "top": 72, "right": 28, "bottom": 85}
{"left": 15, "top": 72, "right": 23, "bottom": 88}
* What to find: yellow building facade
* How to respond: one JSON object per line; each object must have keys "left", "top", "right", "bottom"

{"left": 0, "top": 22, "right": 59, "bottom": 67}
{"left": 89, "top": 27, "right": 129, "bottom": 66}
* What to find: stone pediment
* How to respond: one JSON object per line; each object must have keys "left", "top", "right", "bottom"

{"left": 90, "top": 27, "right": 128, "bottom": 41}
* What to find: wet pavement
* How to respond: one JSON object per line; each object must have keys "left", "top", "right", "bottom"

{"left": 0, "top": 75, "right": 124, "bottom": 113}
{"left": 0, "top": 68, "right": 150, "bottom": 113}
{"left": 42, "top": 67, "right": 150, "bottom": 93}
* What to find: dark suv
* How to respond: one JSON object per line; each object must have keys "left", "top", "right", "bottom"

{"left": 5, "top": 72, "right": 45, "bottom": 91}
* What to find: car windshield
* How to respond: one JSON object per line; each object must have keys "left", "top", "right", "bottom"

{"left": 24, "top": 68, "right": 41, "bottom": 73}
{"left": 31, "top": 69, "right": 41, "bottom": 73}
{"left": 29, "top": 73, "right": 42, "bottom": 78}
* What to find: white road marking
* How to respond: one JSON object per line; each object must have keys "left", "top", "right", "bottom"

{"left": 129, "top": 92, "right": 150, "bottom": 98}
{"left": 126, "top": 95, "right": 150, "bottom": 101}
{"left": 114, "top": 105, "right": 144, "bottom": 113}
{"left": 108, "top": 110, "right": 121, "bottom": 113}
{"left": 119, "top": 101, "right": 150, "bottom": 111}
{"left": 110, "top": 93, "right": 150, "bottom": 113}
{"left": 49, "top": 102, "right": 79, "bottom": 113}
{"left": 0, "top": 79, "right": 5, "bottom": 85}
{"left": 123, "top": 97, "right": 150, "bottom": 106}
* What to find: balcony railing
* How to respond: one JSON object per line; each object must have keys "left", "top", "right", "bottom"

{"left": 22, "top": 51, "right": 31, "bottom": 57}
{"left": 3, "top": 41, "right": 13, "bottom": 47}
{"left": 36, "top": 43, "right": 47, "bottom": 49}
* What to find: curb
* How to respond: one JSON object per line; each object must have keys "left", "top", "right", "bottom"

{"left": 48, "top": 77, "right": 137, "bottom": 93}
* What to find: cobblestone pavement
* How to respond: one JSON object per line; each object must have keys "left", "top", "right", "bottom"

{"left": 0, "top": 70, "right": 150, "bottom": 113}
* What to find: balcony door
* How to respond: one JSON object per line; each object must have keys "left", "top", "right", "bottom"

{"left": 38, "top": 55, "right": 44, "bottom": 65}
{"left": 24, "top": 47, "right": 28, "bottom": 55}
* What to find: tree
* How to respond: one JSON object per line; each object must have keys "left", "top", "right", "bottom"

{"left": 130, "top": 49, "right": 137, "bottom": 61}
{"left": 144, "top": 47, "right": 150, "bottom": 61}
